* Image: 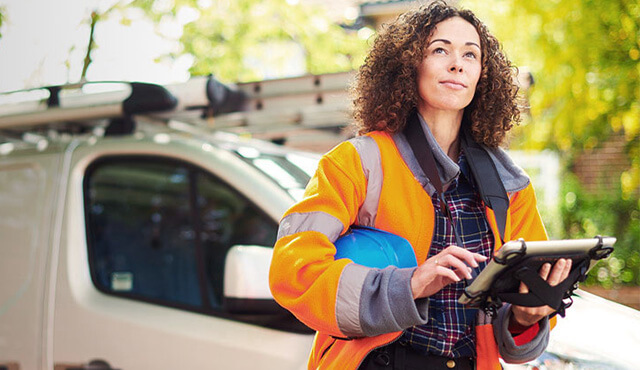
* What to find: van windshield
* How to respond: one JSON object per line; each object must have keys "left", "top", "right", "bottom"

{"left": 233, "top": 146, "right": 319, "bottom": 202}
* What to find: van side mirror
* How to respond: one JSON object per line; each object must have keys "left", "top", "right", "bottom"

{"left": 222, "top": 245, "right": 283, "bottom": 314}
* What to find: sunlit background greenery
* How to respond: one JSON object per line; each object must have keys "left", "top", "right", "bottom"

{"left": 463, "top": 0, "right": 639, "bottom": 288}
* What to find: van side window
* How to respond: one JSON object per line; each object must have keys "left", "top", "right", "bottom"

{"left": 84, "top": 157, "right": 277, "bottom": 312}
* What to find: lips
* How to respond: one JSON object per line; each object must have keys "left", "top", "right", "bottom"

{"left": 440, "top": 80, "right": 467, "bottom": 89}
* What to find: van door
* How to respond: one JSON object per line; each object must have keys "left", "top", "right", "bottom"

{"left": 52, "top": 142, "right": 312, "bottom": 370}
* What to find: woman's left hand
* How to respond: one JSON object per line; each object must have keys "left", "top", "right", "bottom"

{"left": 510, "top": 258, "right": 573, "bottom": 327}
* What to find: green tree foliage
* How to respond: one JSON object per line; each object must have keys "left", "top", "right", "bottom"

{"left": 561, "top": 174, "right": 640, "bottom": 286}
{"left": 463, "top": 0, "right": 640, "bottom": 286}
{"left": 128, "top": 0, "right": 368, "bottom": 82}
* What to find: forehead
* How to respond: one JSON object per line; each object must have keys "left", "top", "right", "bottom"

{"left": 428, "top": 16, "right": 480, "bottom": 45}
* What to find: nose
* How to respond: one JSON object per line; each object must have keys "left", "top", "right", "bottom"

{"left": 449, "top": 56, "right": 463, "bottom": 73}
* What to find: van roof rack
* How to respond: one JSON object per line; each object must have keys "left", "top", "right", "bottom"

{"left": 0, "top": 76, "right": 246, "bottom": 129}
{"left": 0, "top": 72, "right": 354, "bottom": 148}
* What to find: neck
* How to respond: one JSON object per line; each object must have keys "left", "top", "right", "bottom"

{"left": 419, "top": 108, "right": 463, "bottom": 161}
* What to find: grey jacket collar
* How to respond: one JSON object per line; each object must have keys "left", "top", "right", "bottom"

{"left": 392, "top": 115, "right": 530, "bottom": 196}
{"left": 483, "top": 146, "right": 530, "bottom": 193}
{"left": 416, "top": 113, "right": 461, "bottom": 188}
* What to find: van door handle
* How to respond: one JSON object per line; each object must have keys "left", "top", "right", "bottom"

{"left": 54, "top": 360, "right": 120, "bottom": 370}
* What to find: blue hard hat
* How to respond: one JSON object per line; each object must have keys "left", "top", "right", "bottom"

{"left": 334, "top": 226, "right": 418, "bottom": 269}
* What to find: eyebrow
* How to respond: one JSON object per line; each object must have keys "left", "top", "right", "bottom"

{"left": 428, "top": 38, "right": 481, "bottom": 50}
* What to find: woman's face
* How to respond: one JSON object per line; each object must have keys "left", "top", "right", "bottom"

{"left": 416, "top": 16, "right": 482, "bottom": 117}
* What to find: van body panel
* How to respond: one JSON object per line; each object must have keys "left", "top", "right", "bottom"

{"left": 50, "top": 135, "right": 312, "bottom": 369}
{"left": 0, "top": 150, "right": 65, "bottom": 369}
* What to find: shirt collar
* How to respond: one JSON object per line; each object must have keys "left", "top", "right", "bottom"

{"left": 416, "top": 112, "right": 461, "bottom": 186}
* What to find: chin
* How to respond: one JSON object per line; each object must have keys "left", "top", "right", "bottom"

{"left": 419, "top": 94, "right": 475, "bottom": 114}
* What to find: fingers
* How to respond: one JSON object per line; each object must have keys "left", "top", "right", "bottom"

{"left": 532, "top": 259, "right": 573, "bottom": 288}
{"left": 414, "top": 246, "right": 489, "bottom": 299}
{"left": 561, "top": 258, "right": 572, "bottom": 281}
{"left": 547, "top": 258, "right": 572, "bottom": 286}
{"left": 441, "top": 245, "right": 487, "bottom": 268}
{"left": 435, "top": 245, "right": 487, "bottom": 280}
{"left": 411, "top": 259, "right": 464, "bottom": 298}
{"left": 437, "top": 254, "right": 474, "bottom": 280}
{"left": 539, "top": 262, "right": 552, "bottom": 281}
{"left": 520, "top": 262, "right": 551, "bottom": 294}
{"left": 546, "top": 259, "right": 565, "bottom": 286}
{"left": 436, "top": 265, "right": 462, "bottom": 283}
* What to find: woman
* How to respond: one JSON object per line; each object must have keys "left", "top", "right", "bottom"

{"left": 269, "top": 2, "right": 571, "bottom": 369}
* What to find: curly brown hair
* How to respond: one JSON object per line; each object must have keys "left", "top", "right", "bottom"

{"left": 351, "top": 1, "right": 520, "bottom": 147}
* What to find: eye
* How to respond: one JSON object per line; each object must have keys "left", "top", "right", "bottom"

{"left": 432, "top": 47, "right": 447, "bottom": 55}
{"left": 464, "top": 51, "right": 479, "bottom": 59}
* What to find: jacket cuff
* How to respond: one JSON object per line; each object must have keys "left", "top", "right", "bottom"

{"left": 493, "top": 303, "right": 550, "bottom": 364}
{"left": 335, "top": 264, "right": 429, "bottom": 338}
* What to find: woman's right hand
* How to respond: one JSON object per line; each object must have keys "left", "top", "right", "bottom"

{"left": 410, "top": 245, "right": 487, "bottom": 299}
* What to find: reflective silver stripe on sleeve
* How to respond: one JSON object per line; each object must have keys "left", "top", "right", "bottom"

{"left": 348, "top": 136, "right": 382, "bottom": 228}
{"left": 335, "top": 263, "right": 370, "bottom": 337}
{"left": 277, "top": 211, "right": 344, "bottom": 242}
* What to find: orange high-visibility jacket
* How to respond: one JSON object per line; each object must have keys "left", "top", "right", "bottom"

{"left": 270, "top": 130, "right": 551, "bottom": 370}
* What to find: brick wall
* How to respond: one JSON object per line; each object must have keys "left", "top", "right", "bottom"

{"left": 572, "top": 133, "right": 630, "bottom": 194}
{"left": 583, "top": 286, "right": 640, "bottom": 310}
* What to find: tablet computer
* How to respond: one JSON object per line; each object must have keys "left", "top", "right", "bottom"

{"left": 459, "top": 236, "right": 615, "bottom": 310}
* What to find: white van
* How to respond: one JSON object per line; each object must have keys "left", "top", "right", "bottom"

{"left": 1, "top": 75, "right": 638, "bottom": 370}
{"left": 0, "top": 76, "right": 326, "bottom": 370}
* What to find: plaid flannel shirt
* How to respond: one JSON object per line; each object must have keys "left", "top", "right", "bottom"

{"left": 400, "top": 152, "right": 494, "bottom": 358}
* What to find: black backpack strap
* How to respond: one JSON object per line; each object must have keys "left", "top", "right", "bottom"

{"left": 404, "top": 112, "right": 446, "bottom": 191}
{"left": 459, "top": 126, "right": 509, "bottom": 243}
{"left": 403, "top": 111, "right": 463, "bottom": 247}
